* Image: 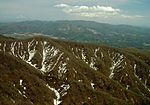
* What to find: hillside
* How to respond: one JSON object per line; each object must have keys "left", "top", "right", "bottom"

{"left": 0, "top": 52, "right": 54, "bottom": 105}
{"left": 0, "top": 35, "right": 150, "bottom": 105}
{"left": 0, "top": 20, "right": 150, "bottom": 49}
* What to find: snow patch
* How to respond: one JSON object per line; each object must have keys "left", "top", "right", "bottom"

{"left": 109, "top": 53, "right": 124, "bottom": 79}
{"left": 81, "top": 49, "right": 87, "bottom": 63}
{"left": 41, "top": 41, "right": 47, "bottom": 72}
{"left": 91, "top": 82, "right": 95, "bottom": 89}
{"left": 0, "top": 43, "right": 1, "bottom": 51}
{"left": 94, "top": 48, "right": 99, "bottom": 57}
{"left": 10, "top": 42, "right": 16, "bottom": 56}
{"left": 17, "top": 89, "right": 27, "bottom": 98}
{"left": 41, "top": 41, "right": 61, "bottom": 72}
{"left": 60, "top": 84, "right": 70, "bottom": 97}
{"left": 51, "top": 53, "right": 63, "bottom": 71}
{"left": 78, "top": 80, "right": 82, "bottom": 82}
{"left": 101, "top": 52, "right": 104, "bottom": 58}
{"left": 133, "top": 64, "right": 140, "bottom": 79}
{"left": 58, "top": 62, "right": 67, "bottom": 78}
{"left": 18, "top": 79, "right": 27, "bottom": 98}
{"left": 10, "top": 98, "right": 15, "bottom": 103}
{"left": 89, "top": 57, "right": 97, "bottom": 70}
{"left": 27, "top": 40, "right": 36, "bottom": 64}
{"left": 73, "top": 68, "right": 77, "bottom": 73}
{"left": 20, "top": 79, "right": 23, "bottom": 86}
{"left": 133, "top": 64, "right": 150, "bottom": 92}
{"left": 3, "top": 43, "right": 6, "bottom": 52}
{"left": 46, "top": 84, "right": 62, "bottom": 105}
{"left": 126, "top": 85, "right": 130, "bottom": 90}
{"left": 61, "top": 84, "right": 70, "bottom": 91}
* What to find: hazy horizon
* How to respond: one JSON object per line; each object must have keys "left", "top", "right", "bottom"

{"left": 1, "top": 19, "right": 150, "bottom": 29}
{"left": 0, "top": 0, "right": 150, "bottom": 27}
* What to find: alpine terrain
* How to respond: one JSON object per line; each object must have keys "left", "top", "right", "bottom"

{"left": 0, "top": 35, "right": 150, "bottom": 105}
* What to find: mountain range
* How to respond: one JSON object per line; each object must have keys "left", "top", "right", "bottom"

{"left": 0, "top": 35, "right": 150, "bottom": 105}
{"left": 0, "top": 20, "right": 150, "bottom": 49}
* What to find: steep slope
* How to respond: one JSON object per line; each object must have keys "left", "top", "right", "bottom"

{"left": 0, "top": 52, "right": 54, "bottom": 105}
{"left": 0, "top": 35, "right": 150, "bottom": 105}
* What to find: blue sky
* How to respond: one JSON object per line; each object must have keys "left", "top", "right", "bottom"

{"left": 0, "top": 0, "right": 150, "bottom": 27}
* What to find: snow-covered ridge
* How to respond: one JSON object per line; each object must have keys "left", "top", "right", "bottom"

{"left": 1, "top": 37, "right": 150, "bottom": 104}
{"left": 0, "top": 38, "right": 150, "bottom": 95}
{"left": 70, "top": 47, "right": 102, "bottom": 70}
{"left": 40, "top": 41, "right": 62, "bottom": 72}
{"left": 0, "top": 39, "right": 65, "bottom": 73}
{"left": 109, "top": 53, "right": 124, "bottom": 79}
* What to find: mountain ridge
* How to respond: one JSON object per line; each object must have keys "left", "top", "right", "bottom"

{"left": 0, "top": 35, "right": 150, "bottom": 105}
{"left": 0, "top": 20, "right": 150, "bottom": 49}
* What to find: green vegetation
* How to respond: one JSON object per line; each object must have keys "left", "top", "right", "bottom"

{"left": 0, "top": 20, "right": 150, "bottom": 49}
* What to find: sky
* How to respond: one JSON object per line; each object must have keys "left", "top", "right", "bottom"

{"left": 0, "top": 0, "right": 150, "bottom": 27}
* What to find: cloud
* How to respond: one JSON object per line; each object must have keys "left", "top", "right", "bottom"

{"left": 55, "top": 3, "right": 69, "bottom": 8}
{"left": 55, "top": 4, "right": 143, "bottom": 19}
{"left": 121, "top": 14, "right": 144, "bottom": 19}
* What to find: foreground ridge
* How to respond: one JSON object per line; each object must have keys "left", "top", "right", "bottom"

{"left": 0, "top": 35, "right": 150, "bottom": 105}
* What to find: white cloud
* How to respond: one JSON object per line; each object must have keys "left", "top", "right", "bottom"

{"left": 55, "top": 4, "right": 143, "bottom": 19}
{"left": 55, "top": 4, "right": 69, "bottom": 8}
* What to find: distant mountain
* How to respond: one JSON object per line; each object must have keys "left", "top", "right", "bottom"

{"left": 0, "top": 35, "right": 150, "bottom": 105}
{"left": 0, "top": 20, "right": 150, "bottom": 49}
